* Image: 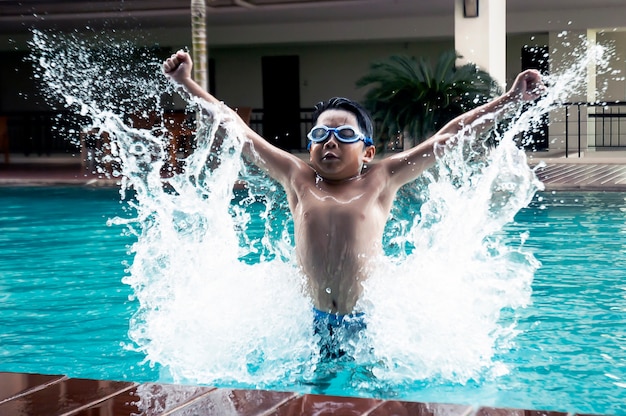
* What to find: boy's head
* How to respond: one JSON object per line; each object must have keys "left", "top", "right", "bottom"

{"left": 312, "top": 97, "right": 374, "bottom": 143}
{"left": 308, "top": 97, "right": 376, "bottom": 181}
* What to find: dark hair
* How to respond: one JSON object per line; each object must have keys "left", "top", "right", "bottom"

{"left": 312, "top": 97, "right": 374, "bottom": 141}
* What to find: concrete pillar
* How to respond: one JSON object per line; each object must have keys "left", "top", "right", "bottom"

{"left": 454, "top": 0, "right": 507, "bottom": 90}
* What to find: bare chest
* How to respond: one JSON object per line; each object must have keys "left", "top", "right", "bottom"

{"left": 291, "top": 178, "right": 389, "bottom": 232}
{"left": 301, "top": 178, "right": 370, "bottom": 210}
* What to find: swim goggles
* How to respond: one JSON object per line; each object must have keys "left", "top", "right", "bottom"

{"left": 307, "top": 125, "right": 374, "bottom": 147}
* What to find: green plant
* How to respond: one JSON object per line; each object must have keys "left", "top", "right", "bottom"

{"left": 356, "top": 51, "right": 503, "bottom": 149}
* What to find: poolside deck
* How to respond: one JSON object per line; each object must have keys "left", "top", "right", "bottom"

{"left": 527, "top": 149, "right": 626, "bottom": 191}
{"left": 1, "top": 151, "right": 623, "bottom": 415}
{"left": 0, "top": 371, "right": 595, "bottom": 416}
{"left": 2, "top": 150, "right": 626, "bottom": 190}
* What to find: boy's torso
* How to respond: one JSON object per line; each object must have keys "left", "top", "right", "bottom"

{"left": 287, "top": 163, "right": 396, "bottom": 314}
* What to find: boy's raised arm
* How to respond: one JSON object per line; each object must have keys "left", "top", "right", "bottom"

{"left": 382, "top": 69, "right": 546, "bottom": 188}
{"left": 436, "top": 69, "right": 545, "bottom": 137}
{"left": 162, "top": 50, "right": 306, "bottom": 186}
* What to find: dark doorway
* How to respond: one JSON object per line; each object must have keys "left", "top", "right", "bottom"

{"left": 521, "top": 45, "right": 549, "bottom": 151}
{"left": 262, "top": 56, "right": 301, "bottom": 150}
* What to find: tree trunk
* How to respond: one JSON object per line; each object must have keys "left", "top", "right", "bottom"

{"left": 191, "top": 0, "right": 207, "bottom": 91}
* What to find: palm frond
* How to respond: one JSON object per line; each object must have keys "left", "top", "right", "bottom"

{"left": 357, "top": 50, "right": 502, "bottom": 146}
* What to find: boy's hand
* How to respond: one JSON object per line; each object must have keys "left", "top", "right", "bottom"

{"left": 163, "top": 50, "right": 192, "bottom": 84}
{"left": 509, "top": 69, "right": 546, "bottom": 101}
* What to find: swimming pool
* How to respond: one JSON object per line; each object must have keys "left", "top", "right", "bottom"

{"left": 0, "top": 186, "right": 624, "bottom": 415}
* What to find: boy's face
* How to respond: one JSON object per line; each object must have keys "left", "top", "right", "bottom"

{"left": 308, "top": 109, "right": 375, "bottom": 181}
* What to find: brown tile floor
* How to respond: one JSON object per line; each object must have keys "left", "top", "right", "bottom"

{"left": 0, "top": 154, "right": 622, "bottom": 415}
{"left": 0, "top": 371, "right": 590, "bottom": 416}
{"left": 534, "top": 163, "right": 626, "bottom": 191}
{"left": 0, "top": 156, "right": 117, "bottom": 186}
{"left": 2, "top": 152, "right": 626, "bottom": 191}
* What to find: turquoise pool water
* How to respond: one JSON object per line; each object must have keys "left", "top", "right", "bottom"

{"left": 0, "top": 187, "right": 154, "bottom": 381}
{"left": 0, "top": 186, "right": 625, "bottom": 415}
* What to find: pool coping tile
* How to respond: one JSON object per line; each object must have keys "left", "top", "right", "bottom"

{"left": 0, "top": 375, "right": 135, "bottom": 416}
{"left": 267, "top": 393, "right": 383, "bottom": 416}
{"left": 0, "top": 372, "right": 67, "bottom": 405}
{"left": 367, "top": 400, "right": 474, "bottom": 416}
{"left": 0, "top": 372, "right": 616, "bottom": 416}
{"left": 474, "top": 406, "right": 569, "bottom": 416}
{"left": 71, "top": 382, "right": 216, "bottom": 416}
{"left": 168, "top": 388, "right": 298, "bottom": 416}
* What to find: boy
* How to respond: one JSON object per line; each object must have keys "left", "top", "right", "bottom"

{"left": 163, "top": 51, "right": 544, "bottom": 350}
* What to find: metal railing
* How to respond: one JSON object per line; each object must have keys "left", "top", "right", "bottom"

{"left": 3, "top": 102, "right": 626, "bottom": 158}
{"left": 559, "top": 101, "right": 626, "bottom": 157}
{"left": 249, "top": 107, "right": 314, "bottom": 151}
{"left": 0, "top": 110, "right": 83, "bottom": 155}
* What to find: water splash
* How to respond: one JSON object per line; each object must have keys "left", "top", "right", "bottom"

{"left": 361, "top": 38, "right": 615, "bottom": 387}
{"left": 27, "top": 28, "right": 611, "bottom": 393}
{"left": 29, "top": 29, "right": 316, "bottom": 386}
{"left": 363, "top": 135, "right": 542, "bottom": 385}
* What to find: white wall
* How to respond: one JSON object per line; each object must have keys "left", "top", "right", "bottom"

{"left": 209, "top": 40, "right": 453, "bottom": 110}
{"left": 597, "top": 31, "right": 626, "bottom": 101}
{"left": 3, "top": 2, "right": 626, "bottom": 50}
{"left": 2, "top": 3, "right": 626, "bottom": 143}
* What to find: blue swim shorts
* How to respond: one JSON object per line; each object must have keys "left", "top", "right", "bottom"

{"left": 313, "top": 308, "right": 366, "bottom": 360}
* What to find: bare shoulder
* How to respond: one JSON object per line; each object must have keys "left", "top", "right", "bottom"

{"left": 372, "top": 139, "right": 442, "bottom": 189}
{"left": 363, "top": 160, "right": 388, "bottom": 176}
{"left": 245, "top": 136, "right": 312, "bottom": 187}
{"left": 359, "top": 161, "right": 404, "bottom": 209}
{"left": 286, "top": 158, "right": 317, "bottom": 186}
{"left": 361, "top": 161, "right": 395, "bottom": 189}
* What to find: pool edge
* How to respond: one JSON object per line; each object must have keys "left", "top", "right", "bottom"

{"left": 0, "top": 371, "right": 608, "bottom": 416}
